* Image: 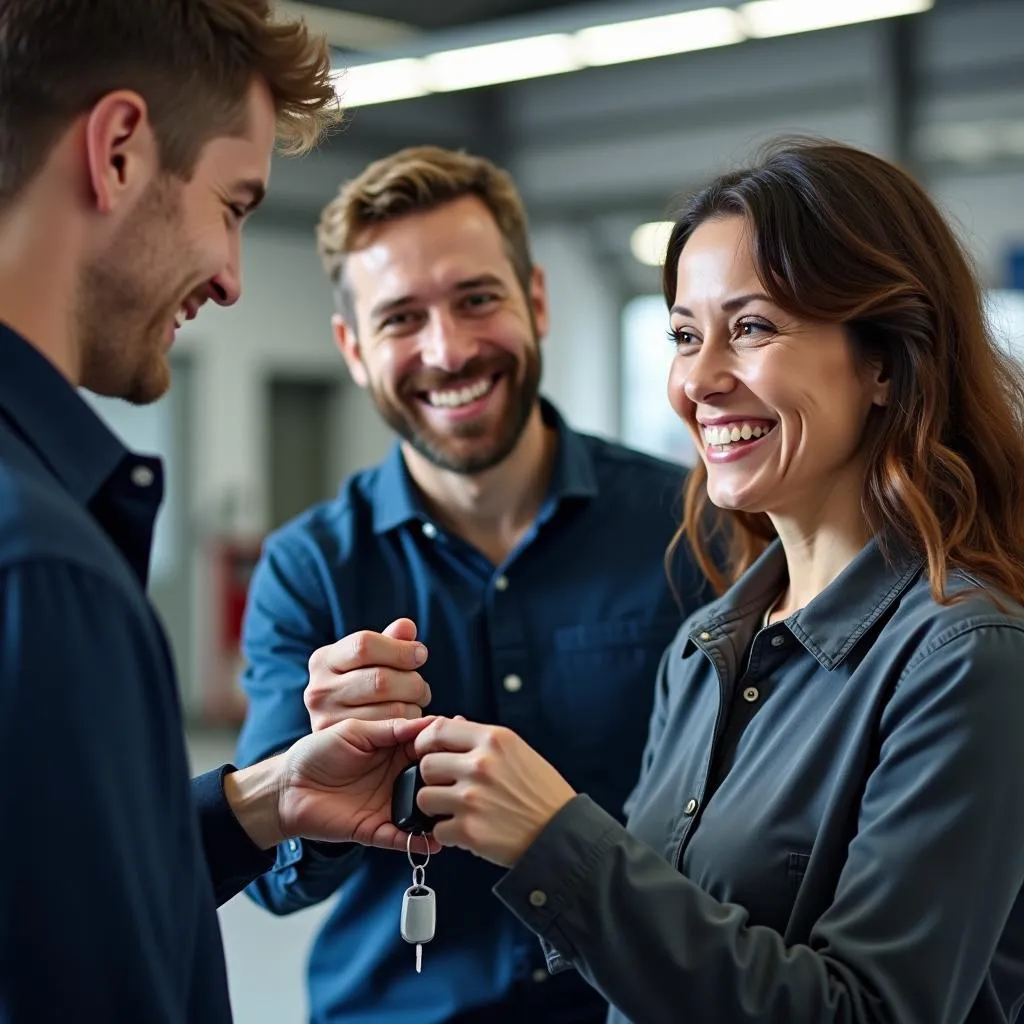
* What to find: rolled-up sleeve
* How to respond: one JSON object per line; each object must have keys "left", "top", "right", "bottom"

{"left": 495, "top": 622, "right": 1024, "bottom": 1023}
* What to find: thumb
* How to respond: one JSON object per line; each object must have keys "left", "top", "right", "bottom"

{"left": 383, "top": 618, "right": 418, "bottom": 642}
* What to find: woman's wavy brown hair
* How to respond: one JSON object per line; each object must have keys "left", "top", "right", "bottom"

{"left": 663, "top": 137, "right": 1024, "bottom": 606}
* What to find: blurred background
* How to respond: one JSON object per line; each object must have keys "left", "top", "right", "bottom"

{"left": 85, "top": 0, "right": 1024, "bottom": 1019}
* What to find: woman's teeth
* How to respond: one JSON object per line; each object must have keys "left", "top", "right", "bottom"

{"left": 427, "top": 377, "right": 495, "bottom": 409}
{"left": 702, "top": 422, "right": 775, "bottom": 447}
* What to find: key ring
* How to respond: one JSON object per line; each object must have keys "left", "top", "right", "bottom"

{"left": 407, "top": 829, "right": 430, "bottom": 885}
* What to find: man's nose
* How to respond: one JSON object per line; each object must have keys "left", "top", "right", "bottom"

{"left": 419, "top": 308, "right": 479, "bottom": 373}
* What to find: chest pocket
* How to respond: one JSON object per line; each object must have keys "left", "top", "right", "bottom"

{"left": 545, "top": 616, "right": 682, "bottom": 802}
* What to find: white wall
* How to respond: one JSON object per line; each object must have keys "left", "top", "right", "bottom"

{"left": 531, "top": 223, "right": 622, "bottom": 438}
{"left": 173, "top": 224, "right": 340, "bottom": 538}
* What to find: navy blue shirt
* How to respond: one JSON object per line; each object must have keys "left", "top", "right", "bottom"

{"left": 236, "top": 401, "right": 712, "bottom": 1024}
{"left": 0, "top": 324, "right": 272, "bottom": 1022}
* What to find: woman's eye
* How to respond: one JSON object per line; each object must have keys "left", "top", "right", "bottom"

{"left": 667, "top": 328, "right": 699, "bottom": 349}
{"left": 736, "top": 319, "right": 774, "bottom": 339}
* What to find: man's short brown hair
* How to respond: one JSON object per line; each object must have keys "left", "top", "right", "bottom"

{"left": 316, "top": 145, "right": 534, "bottom": 330}
{"left": 0, "top": 0, "right": 340, "bottom": 207}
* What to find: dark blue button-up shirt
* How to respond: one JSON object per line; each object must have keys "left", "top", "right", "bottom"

{"left": 236, "top": 401, "right": 711, "bottom": 1024}
{"left": 0, "top": 323, "right": 272, "bottom": 1022}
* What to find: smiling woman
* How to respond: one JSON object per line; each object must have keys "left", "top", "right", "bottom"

{"left": 409, "top": 137, "right": 1024, "bottom": 1024}
{"left": 663, "top": 138, "right": 1024, "bottom": 606}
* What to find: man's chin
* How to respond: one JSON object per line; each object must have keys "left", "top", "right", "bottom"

{"left": 124, "top": 361, "right": 172, "bottom": 406}
{"left": 407, "top": 432, "right": 514, "bottom": 475}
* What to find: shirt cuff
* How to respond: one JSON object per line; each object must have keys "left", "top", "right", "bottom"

{"left": 195, "top": 764, "right": 276, "bottom": 905}
{"left": 493, "top": 794, "right": 623, "bottom": 968}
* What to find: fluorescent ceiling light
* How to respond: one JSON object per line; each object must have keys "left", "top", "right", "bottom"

{"left": 334, "top": 59, "right": 428, "bottom": 106}
{"left": 631, "top": 221, "right": 675, "bottom": 267}
{"left": 740, "top": 0, "right": 933, "bottom": 38}
{"left": 425, "top": 34, "right": 580, "bottom": 92}
{"left": 335, "top": 1, "right": 936, "bottom": 107}
{"left": 577, "top": 8, "right": 745, "bottom": 66}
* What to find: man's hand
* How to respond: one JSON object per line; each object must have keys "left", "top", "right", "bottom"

{"left": 414, "top": 717, "right": 577, "bottom": 868}
{"left": 225, "top": 717, "right": 439, "bottom": 855}
{"left": 304, "top": 618, "right": 432, "bottom": 730}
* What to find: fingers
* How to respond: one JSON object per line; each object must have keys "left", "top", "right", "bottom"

{"left": 368, "top": 827, "right": 442, "bottom": 856}
{"left": 382, "top": 618, "right": 417, "bottom": 642}
{"left": 413, "top": 716, "right": 497, "bottom": 757}
{"left": 416, "top": 783, "right": 464, "bottom": 820}
{"left": 310, "top": 629, "right": 427, "bottom": 676}
{"left": 310, "top": 666, "right": 431, "bottom": 710}
{"left": 305, "top": 628, "right": 433, "bottom": 729}
{"left": 392, "top": 715, "right": 438, "bottom": 744}
{"left": 331, "top": 714, "right": 436, "bottom": 752}
{"left": 319, "top": 701, "right": 424, "bottom": 723}
{"left": 417, "top": 751, "right": 469, "bottom": 786}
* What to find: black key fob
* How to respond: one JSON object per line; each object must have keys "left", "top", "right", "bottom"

{"left": 391, "top": 762, "right": 442, "bottom": 834}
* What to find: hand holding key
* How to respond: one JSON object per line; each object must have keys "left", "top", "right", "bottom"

{"left": 412, "top": 717, "right": 577, "bottom": 868}
{"left": 274, "top": 717, "right": 441, "bottom": 853}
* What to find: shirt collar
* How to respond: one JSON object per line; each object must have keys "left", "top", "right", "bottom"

{"left": 688, "top": 535, "right": 923, "bottom": 670}
{"left": 371, "top": 397, "right": 598, "bottom": 535}
{"left": 0, "top": 322, "right": 127, "bottom": 504}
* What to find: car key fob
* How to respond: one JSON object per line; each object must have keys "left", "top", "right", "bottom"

{"left": 391, "top": 762, "right": 443, "bottom": 834}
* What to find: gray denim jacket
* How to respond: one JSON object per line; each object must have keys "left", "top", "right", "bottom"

{"left": 494, "top": 538, "right": 1024, "bottom": 1023}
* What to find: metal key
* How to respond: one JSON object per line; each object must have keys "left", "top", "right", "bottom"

{"left": 402, "top": 833, "right": 436, "bottom": 973}
{"left": 401, "top": 883, "right": 436, "bottom": 972}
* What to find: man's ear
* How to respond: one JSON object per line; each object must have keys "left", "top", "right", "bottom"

{"left": 332, "top": 314, "right": 368, "bottom": 388}
{"left": 83, "top": 90, "right": 159, "bottom": 215}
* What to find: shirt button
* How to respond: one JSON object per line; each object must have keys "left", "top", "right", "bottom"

{"left": 532, "top": 968, "right": 548, "bottom": 984}
{"left": 421, "top": 522, "right": 438, "bottom": 539}
{"left": 698, "top": 631, "right": 712, "bottom": 642}
{"left": 131, "top": 464, "right": 155, "bottom": 488}
{"left": 743, "top": 686, "right": 760, "bottom": 703}
{"left": 771, "top": 634, "right": 785, "bottom": 648}
{"left": 503, "top": 673, "right": 523, "bottom": 693}
{"left": 684, "top": 798, "right": 698, "bottom": 815}
{"left": 495, "top": 575, "right": 509, "bottom": 591}
{"left": 528, "top": 890, "right": 548, "bottom": 908}
{"left": 287, "top": 839, "right": 299, "bottom": 853}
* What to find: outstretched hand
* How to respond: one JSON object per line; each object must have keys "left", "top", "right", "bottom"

{"left": 277, "top": 717, "right": 440, "bottom": 855}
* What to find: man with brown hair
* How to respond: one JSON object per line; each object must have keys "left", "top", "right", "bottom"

{"left": 236, "top": 145, "right": 712, "bottom": 1023}
{"left": 0, "top": 3, "right": 436, "bottom": 1021}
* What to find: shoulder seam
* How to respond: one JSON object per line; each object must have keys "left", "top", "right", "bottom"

{"left": 900, "top": 616, "right": 1024, "bottom": 682}
{"left": 0, "top": 552, "right": 142, "bottom": 608}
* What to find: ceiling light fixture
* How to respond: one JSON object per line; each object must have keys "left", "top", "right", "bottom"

{"left": 576, "top": 8, "right": 744, "bottom": 66}
{"left": 740, "top": 0, "right": 933, "bottom": 38}
{"left": 425, "top": 34, "right": 581, "bottom": 92}
{"left": 332, "top": 58, "right": 428, "bottom": 107}
{"left": 630, "top": 221, "right": 676, "bottom": 267}
{"left": 333, "top": 0, "right": 934, "bottom": 108}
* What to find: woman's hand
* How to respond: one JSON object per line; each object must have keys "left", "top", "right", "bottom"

{"left": 414, "top": 717, "right": 577, "bottom": 867}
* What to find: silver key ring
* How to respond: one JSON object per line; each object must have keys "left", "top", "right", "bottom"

{"left": 407, "top": 830, "right": 430, "bottom": 873}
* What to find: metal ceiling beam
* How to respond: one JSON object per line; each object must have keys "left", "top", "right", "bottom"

{"left": 276, "top": 1, "right": 420, "bottom": 52}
